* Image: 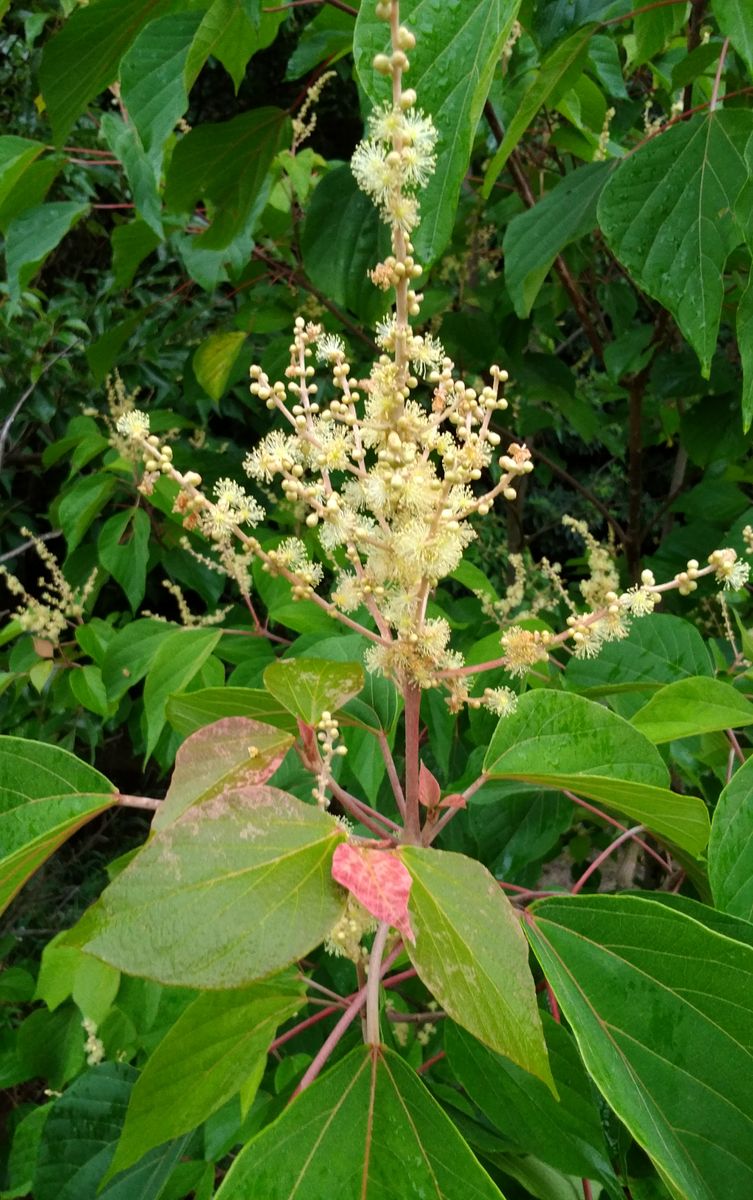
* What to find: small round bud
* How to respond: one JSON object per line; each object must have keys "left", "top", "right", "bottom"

{"left": 373, "top": 53, "right": 392, "bottom": 74}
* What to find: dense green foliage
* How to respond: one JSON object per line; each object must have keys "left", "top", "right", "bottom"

{"left": 3, "top": 1, "right": 753, "bottom": 1198}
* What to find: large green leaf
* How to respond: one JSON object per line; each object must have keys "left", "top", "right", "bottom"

{"left": 214, "top": 1045, "right": 505, "bottom": 1199}
{"left": 401, "top": 845, "right": 553, "bottom": 1089}
{"left": 597, "top": 110, "right": 753, "bottom": 374}
{"left": 107, "top": 975, "right": 304, "bottom": 1178}
{"left": 34, "top": 1062, "right": 189, "bottom": 1200}
{"left": 164, "top": 107, "right": 288, "bottom": 249}
{"left": 355, "top": 0, "right": 522, "bottom": 264}
{"left": 98, "top": 508, "right": 151, "bottom": 612}
{"left": 102, "top": 619, "right": 176, "bottom": 703}
{"left": 445, "top": 1019, "right": 619, "bottom": 1194}
{"left": 263, "top": 656, "right": 364, "bottom": 725}
{"left": 630, "top": 676, "right": 753, "bottom": 743}
{"left": 0, "top": 136, "right": 44, "bottom": 208}
{"left": 565, "top": 613, "right": 713, "bottom": 699}
{"left": 185, "top": 0, "right": 284, "bottom": 93}
{"left": 0, "top": 737, "right": 115, "bottom": 916}
{"left": 503, "top": 163, "right": 611, "bottom": 317}
{"left": 142, "top": 627, "right": 223, "bottom": 759}
{"left": 6, "top": 201, "right": 89, "bottom": 300}
{"left": 708, "top": 755, "right": 753, "bottom": 922}
{"left": 193, "top": 330, "right": 247, "bottom": 401}
{"left": 152, "top": 715, "right": 294, "bottom": 830}
{"left": 711, "top": 0, "right": 753, "bottom": 77}
{"left": 526, "top": 895, "right": 753, "bottom": 1200}
{"left": 483, "top": 690, "right": 710, "bottom": 854}
{"left": 120, "top": 12, "right": 203, "bottom": 166}
{"left": 57, "top": 472, "right": 118, "bottom": 554}
{"left": 300, "top": 166, "right": 389, "bottom": 324}
{"left": 84, "top": 785, "right": 346, "bottom": 987}
{"left": 166, "top": 686, "right": 298, "bottom": 736}
{"left": 482, "top": 27, "right": 593, "bottom": 196}
{"left": 38, "top": 0, "right": 176, "bottom": 145}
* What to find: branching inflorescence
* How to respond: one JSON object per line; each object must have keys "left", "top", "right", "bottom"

{"left": 115, "top": 1, "right": 751, "bottom": 730}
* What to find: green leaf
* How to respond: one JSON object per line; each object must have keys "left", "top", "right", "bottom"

{"left": 526, "top": 894, "right": 753, "bottom": 1200}
{"left": 38, "top": 0, "right": 176, "bottom": 146}
{"left": 110, "top": 220, "right": 161, "bottom": 290}
{"left": 57, "top": 473, "right": 118, "bottom": 554}
{"left": 193, "top": 330, "right": 247, "bottom": 401}
{"left": 107, "top": 976, "right": 304, "bottom": 1178}
{"left": 483, "top": 27, "right": 593, "bottom": 197}
{"left": 0, "top": 136, "right": 44, "bottom": 208}
{"left": 401, "top": 844, "right": 553, "bottom": 1089}
{"left": 484, "top": 690, "right": 710, "bottom": 854}
{"left": 740, "top": 271, "right": 753, "bottom": 430}
{"left": 263, "top": 656, "right": 364, "bottom": 725}
{"left": 301, "top": 166, "right": 390, "bottom": 324}
{"left": 503, "top": 163, "right": 610, "bottom": 317}
{"left": 708, "top": 755, "right": 753, "bottom": 922}
{"left": 100, "top": 112, "right": 162, "bottom": 235}
{"left": 711, "top": 0, "right": 753, "bottom": 77}
{"left": 120, "top": 12, "right": 203, "bottom": 166}
{"left": 86, "top": 312, "right": 143, "bottom": 382}
{"left": 445, "top": 1019, "right": 618, "bottom": 1192}
{"left": 214, "top": 1045, "right": 505, "bottom": 1199}
{"left": 142, "top": 627, "right": 223, "bottom": 759}
{"left": 186, "top": 0, "right": 282, "bottom": 93}
{"left": 84, "top": 785, "right": 346, "bottom": 987}
{"left": 285, "top": 5, "right": 353, "bottom": 79}
{"left": 37, "top": 940, "right": 120, "bottom": 1024}
{"left": 70, "top": 665, "right": 114, "bottom": 718}
{"left": 152, "top": 715, "right": 294, "bottom": 830}
{"left": 566, "top": 613, "right": 712, "bottom": 700}
{"left": 0, "top": 155, "right": 62, "bottom": 235}
{"left": 98, "top": 508, "right": 151, "bottom": 611}
{"left": 0, "top": 736, "right": 115, "bottom": 916}
{"left": 164, "top": 107, "right": 288, "bottom": 250}
{"left": 355, "top": 0, "right": 523, "bottom": 264}
{"left": 632, "top": 2, "right": 687, "bottom": 65}
{"left": 34, "top": 1062, "right": 189, "bottom": 1200}
{"left": 101, "top": 618, "right": 176, "bottom": 703}
{"left": 166, "top": 686, "right": 298, "bottom": 736}
{"left": 6, "top": 201, "right": 89, "bottom": 300}
{"left": 597, "top": 110, "right": 753, "bottom": 374}
{"left": 630, "top": 676, "right": 753, "bottom": 743}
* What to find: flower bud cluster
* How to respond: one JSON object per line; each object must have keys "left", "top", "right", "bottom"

{"left": 325, "top": 894, "right": 377, "bottom": 962}
{"left": 0, "top": 529, "right": 97, "bottom": 646}
{"left": 312, "top": 710, "right": 348, "bottom": 808}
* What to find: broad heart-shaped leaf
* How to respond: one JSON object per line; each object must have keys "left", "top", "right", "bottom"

{"left": 482, "top": 26, "right": 593, "bottom": 197}
{"left": 598, "top": 109, "right": 753, "bottom": 375}
{"left": 400, "top": 845, "right": 553, "bottom": 1090}
{"left": 214, "top": 1044, "right": 505, "bottom": 1199}
{"left": 6, "top": 201, "right": 88, "bottom": 300}
{"left": 355, "top": 0, "right": 522, "bottom": 265}
{"left": 142, "top": 627, "right": 222, "bottom": 759}
{"left": 483, "top": 690, "right": 710, "bottom": 855}
{"left": 0, "top": 737, "right": 115, "bottom": 916}
{"left": 445, "top": 1019, "right": 619, "bottom": 1194}
{"left": 332, "top": 844, "right": 414, "bottom": 942}
{"left": 708, "top": 755, "right": 753, "bottom": 922}
{"left": 119, "top": 12, "right": 203, "bottom": 167}
{"left": 152, "top": 716, "right": 294, "bottom": 831}
{"left": 166, "top": 686, "right": 298, "bottom": 736}
{"left": 503, "top": 162, "right": 611, "bottom": 318}
{"left": 630, "top": 676, "right": 753, "bottom": 743}
{"left": 301, "top": 166, "right": 390, "bottom": 325}
{"left": 525, "top": 895, "right": 753, "bottom": 1200}
{"left": 164, "top": 107, "right": 288, "bottom": 250}
{"left": 84, "top": 786, "right": 346, "bottom": 987}
{"left": 566, "top": 613, "right": 713, "bottom": 703}
{"left": 263, "top": 657, "right": 364, "bottom": 725}
{"left": 107, "top": 974, "right": 304, "bottom": 1179}
{"left": 711, "top": 0, "right": 753, "bottom": 78}
{"left": 33, "top": 1062, "right": 189, "bottom": 1200}
{"left": 38, "top": 0, "right": 176, "bottom": 145}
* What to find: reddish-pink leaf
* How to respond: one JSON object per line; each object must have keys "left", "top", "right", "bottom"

{"left": 418, "top": 762, "right": 441, "bottom": 809}
{"left": 332, "top": 843, "right": 415, "bottom": 943}
{"left": 439, "top": 792, "right": 466, "bottom": 809}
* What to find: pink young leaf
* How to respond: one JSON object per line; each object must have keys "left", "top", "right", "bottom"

{"left": 418, "top": 762, "right": 441, "bottom": 809}
{"left": 439, "top": 792, "right": 466, "bottom": 809}
{"left": 332, "top": 843, "right": 415, "bottom": 943}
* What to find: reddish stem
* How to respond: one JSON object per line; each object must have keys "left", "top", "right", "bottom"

{"left": 582, "top": 1180, "right": 594, "bottom": 1200}
{"left": 563, "top": 792, "right": 671, "bottom": 873}
{"left": 269, "top": 1004, "right": 341, "bottom": 1052}
{"left": 417, "top": 1050, "right": 446, "bottom": 1075}
{"left": 403, "top": 684, "right": 422, "bottom": 842}
{"left": 571, "top": 825, "right": 644, "bottom": 895}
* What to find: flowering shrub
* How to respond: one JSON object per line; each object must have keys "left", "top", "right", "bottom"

{"left": 4, "top": 3, "right": 753, "bottom": 1200}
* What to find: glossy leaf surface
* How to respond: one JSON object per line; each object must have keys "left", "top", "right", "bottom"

{"left": 630, "top": 676, "right": 753, "bottom": 743}
{"left": 709, "top": 755, "right": 753, "bottom": 922}
{"left": 215, "top": 1045, "right": 505, "bottom": 1199}
{"left": 263, "top": 657, "right": 364, "bottom": 725}
{"left": 166, "top": 686, "right": 298, "bottom": 735}
{"left": 526, "top": 894, "right": 753, "bottom": 1200}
